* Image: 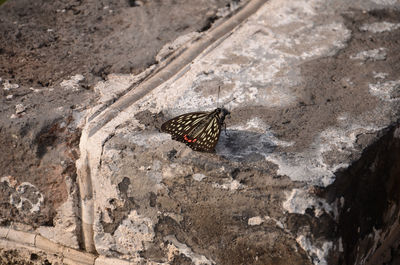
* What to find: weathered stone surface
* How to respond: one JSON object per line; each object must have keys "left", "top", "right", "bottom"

{"left": 94, "top": 256, "right": 129, "bottom": 265}
{"left": 1, "top": 0, "right": 400, "bottom": 264}
{"left": 36, "top": 175, "right": 81, "bottom": 249}
{"left": 35, "top": 235, "right": 64, "bottom": 254}
{"left": 0, "top": 117, "right": 80, "bottom": 227}
{"left": 6, "top": 229, "right": 35, "bottom": 246}
{"left": 0, "top": 239, "right": 63, "bottom": 265}
{"left": 74, "top": 0, "right": 400, "bottom": 264}
{"left": 0, "top": 0, "right": 239, "bottom": 261}
{"left": 63, "top": 247, "right": 96, "bottom": 265}
{"left": 0, "top": 226, "right": 9, "bottom": 238}
{"left": 0, "top": 0, "right": 236, "bottom": 230}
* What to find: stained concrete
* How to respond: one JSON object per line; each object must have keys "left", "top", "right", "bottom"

{"left": 1, "top": 0, "right": 400, "bottom": 264}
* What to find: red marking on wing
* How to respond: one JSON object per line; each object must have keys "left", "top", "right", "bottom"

{"left": 183, "top": 134, "right": 197, "bottom": 143}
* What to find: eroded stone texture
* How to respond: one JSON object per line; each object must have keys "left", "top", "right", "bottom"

{"left": 83, "top": 1, "right": 400, "bottom": 264}
{"left": 0, "top": 248, "right": 62, "bottom": 265}
{"left": 0, "top": 0, "right": 242, "bottom": 256}
{"left": 96, "top": 131, "right": 309, "bottom": 264}
{"left": 1, "top": 0, "right": 400, "bottom": 264}
{"left": 0, "top": 117, "right": 79, "bottom": 227}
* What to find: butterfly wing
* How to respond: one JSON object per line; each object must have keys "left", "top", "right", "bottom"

{"left": 186, "top": 114, "right": 222, "bottom": 152}
{"left": 161, "top": 110, "right": 222, "bottom": 152}
{"left": 161, "top": 112, "right": 209, "bottom": 140}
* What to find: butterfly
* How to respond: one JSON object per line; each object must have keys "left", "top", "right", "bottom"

{"left": 161, "top": 108, "right": 230, "bottom": 152}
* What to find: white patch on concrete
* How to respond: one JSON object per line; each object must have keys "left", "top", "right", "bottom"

{"left": 29, "top": 87, "right": 41, "bottom": 93}
{"left": 9, "top": 182, "right": 44, "bottom": 214}
{"left": 248, "top": 215, "right": 285, "bottom": 229}
{"left": 231, "top": 117, "right": 284, "bottom": 139}
{"left": 248, "top": 216, "right": 264, "bottom": 226}
{"left": 371, "top": 0, "right": 398, "bottom": 5}
{"left": 369, "top": 80, "right": 400, "bottom": 101}
{"left": 296, "top": 235, "right": 333, "bottom": 265}
{"left": 341, "top": 77, "right": 354, "bottom": 88}
{"left": 212, "top": 179, "right": 244, "bottom": 191}
{"left": 283, "top": 189, "right": 333, "bottom": 217}
{"left": 298, "top": 23, "right": 351, "bottom": 59}
{"left": 373, "top": 71, "right": 389, "bottom": 79}
{"left": 1, "top": 176, "right": 11, "bottom": 185}
{"left": 113, "top": 210, "right": 154, "bottom": 256}
{"left": 163, "top": 212, "right": 183, "bottom": 224}
{"left": 269, "top": 123, "right": 381, "bottom": 187}
{"left": 240, "top": 117, "right": 267, "bottom": 133}
{"left": 2, "top": 80, "right": 19, "bottom": 91}
{"left": 350, "top": 48, "right": 387, "bottom": 61}
{"left": 268, "top": 153, "right": 335, "bottom": 187}
{"left": 15, "top": 104, "right": 26, "bottom": 114}
{"left": 216, "top": 0, "right": 242, "bottom": 17}
{"left": 165, "top": 235, "right": 214, "bottom": 265}
{"left": 60, "top": 74, "right": 85, "bottom": 90}
{"left": 360, "top": 21, "right": 400, "bottom": 32}
{"left": 192, "top": 173, "right": 207, "bottom": 182}
{"left": 6, "top": 95, "right": 13, "bottom": 100}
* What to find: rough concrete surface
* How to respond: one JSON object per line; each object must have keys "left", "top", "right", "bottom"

{"left": 0, "top": 247, "right": 62, "bottom": 265}
{"left": 1, "top": 0, "right": 400, "bottom": 264}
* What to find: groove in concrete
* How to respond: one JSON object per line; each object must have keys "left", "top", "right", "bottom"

{"left": 0, "top": 228, "right": 97, "bottom": 265}
{"left": 87, "top": 0, "right": 268, "bottom": 138}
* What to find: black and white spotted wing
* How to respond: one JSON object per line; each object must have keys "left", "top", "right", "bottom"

{"left": 161, "top": 108, "right": 230, "bottom": 152}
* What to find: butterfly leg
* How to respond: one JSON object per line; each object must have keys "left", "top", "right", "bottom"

{"left": 223, "top": 123, "right": 229, "bottom": 136}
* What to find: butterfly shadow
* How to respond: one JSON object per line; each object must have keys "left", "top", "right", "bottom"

{"left": 216, "top": 130, "right": 277, "bottom": 162}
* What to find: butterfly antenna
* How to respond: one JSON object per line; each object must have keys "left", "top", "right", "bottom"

{"left": 222, "top": 96, "right": 237, "bottom": 109}
{"left": 217, "top": 85, "right": 221, "bottom": 109}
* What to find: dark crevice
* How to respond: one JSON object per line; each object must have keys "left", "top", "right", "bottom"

{"left": 35, "top": 118, "right": 64, "bottom": 158}
{"left": 199, "top": 15, "right": 219, "bottom": 32}
{"left": 325, "top": 122, "right": 400, "bottom": 265}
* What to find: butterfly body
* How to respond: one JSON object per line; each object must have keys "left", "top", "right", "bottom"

{"left": 161, "top": 108, "right": 230, "bottom": 152}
